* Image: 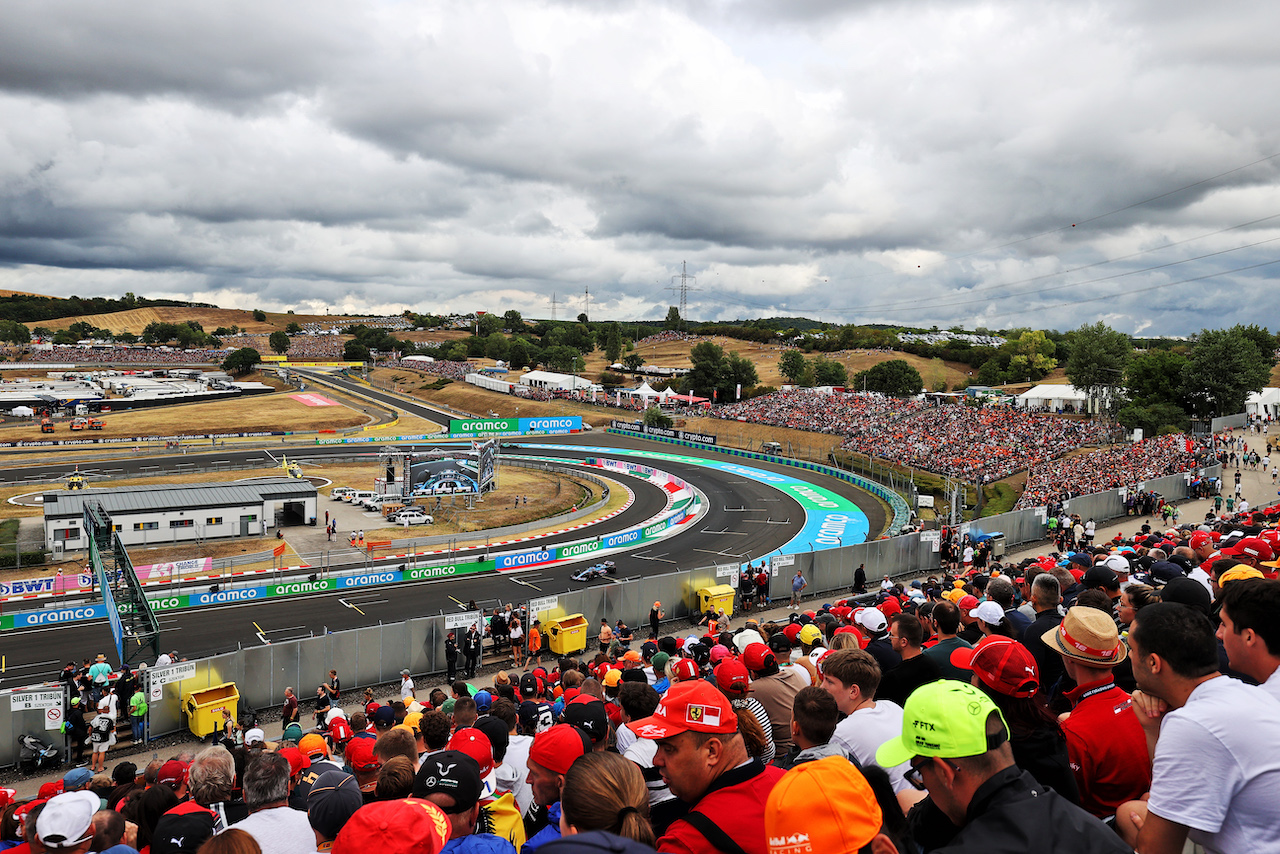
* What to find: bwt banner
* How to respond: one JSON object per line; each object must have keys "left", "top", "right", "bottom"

{"left": 0, "top": 573, "right": 93, "bottom": 597}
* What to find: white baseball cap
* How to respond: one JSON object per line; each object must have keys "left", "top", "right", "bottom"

{"left": 36, "top": 791, "right": 98, "bottom": 849}
{"left": 856, "top": 607, "right": 887, "bottom": 633}
{"left": 970, "top": 601, "right": 1006, "bottom": 626}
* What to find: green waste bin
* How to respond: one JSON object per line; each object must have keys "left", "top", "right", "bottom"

{"left": 182, "top": 683, "right": 239, "bottom": 739}
{"left": 546, "top": 614, "right": 589, "bottom": 655}
{"left": 698, "top": 585, "right": 736, "bottom": 619}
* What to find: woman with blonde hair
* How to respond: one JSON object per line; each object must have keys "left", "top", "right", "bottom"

{"left": 558, "top": 752, "right": 656, "bottom": 847}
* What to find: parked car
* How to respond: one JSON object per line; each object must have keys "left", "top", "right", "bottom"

{"left": 394, "top": 511, "right": 434, "bottom": 526}
{"left": 361, "top": 494, "right": 397, "bottom": 510}
{"left": 345, "top": 490, "right": 376, "bottom": 505}
{"left": 330, "top": 487, "right": 356, "bottom": 501}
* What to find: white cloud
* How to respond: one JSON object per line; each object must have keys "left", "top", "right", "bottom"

{"left": 0, "top": 0, "right": 1278, "bottom": 333}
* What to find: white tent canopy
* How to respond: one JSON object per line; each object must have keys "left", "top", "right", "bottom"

{"left": 9, "top": 406, "right": 34, "bottom": 417}
{"left": 1246, "top": 388, "right": 1280, "bottom": 418}
{"left": 1015, "top": 384, "right": 1090, "bottom": 411}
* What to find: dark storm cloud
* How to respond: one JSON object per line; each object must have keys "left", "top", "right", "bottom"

{"left": 0, "top": 0, "right": 1279, "bottom": 333}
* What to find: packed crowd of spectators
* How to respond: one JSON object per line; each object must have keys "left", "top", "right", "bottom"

{"left": 391, "top": 359, "right": 477, "bottom": 381}
{"left": 30, "top": 510, "right": 1280, "bottom": 854}
{"left": 1017, "top": 434, "right": 1202, "bottom": 510}
{"left": 632, "top": 332, "right": 701, "bottom": 349}
{"left": 712, "top": 389, "right": 1115, "bottom": 483}
{"left": 24, "top": 344, "right": 231, "bottom": 364}
{"left": 217, "top": 335, "right": 346, "bottom": 360}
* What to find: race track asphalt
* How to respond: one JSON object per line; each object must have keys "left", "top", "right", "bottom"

{"left": 0, "top": 378, "right": 886, "bottom": 677}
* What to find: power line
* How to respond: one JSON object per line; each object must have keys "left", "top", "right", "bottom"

{"left": 839, "top": 149, "right": 1280, "bottom": 281}
{"left": 995, "top": 255, "right": 1280, "bottom": 318}
{"left": 667, "top": 261, "right": 696, "bottom": 322}
{"left": 689, "top": 211, "right": 1280, "bottom": 316}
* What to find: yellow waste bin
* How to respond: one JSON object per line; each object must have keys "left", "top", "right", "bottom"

{"left": 546, "top": 614, "right": 589, "bottom": 655}
{"left": 698, "top": 585, "right": 736, "bottom": 619}
{"left": 182, "top": 683, "right": 240, "bottom": 739}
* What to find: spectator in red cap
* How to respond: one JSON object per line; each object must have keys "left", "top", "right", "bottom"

{"left": 523, "top": 725, "right": 591, "bottom": 854}
{"left": 951, "top": 636, "right": 1079, "bottom": 806}
{"left": 712, "top": 659, "right": 774, "bottom": 765}
{"left": 157, "top": 760, "right": 190, "bottom": 800}
{"left": 630, "top": 680, "right": 784, "bottom": 854}
{"left": 331, "top": 797, "right": 448, "bottom": 854}
{"left": 344, "top": 736, "right": 382, "bottom": 803}
{"left": 1043, "top": 608, "right": 1150, "bottom": 818}
{"left": 956, "top": 595, "right": 983, "bottom": 645}
{"left": 1221, "top": 536, "right": 1275, "bottom": 571}
{"left": 740, "top": 643, "right": 805, "bottom": 755}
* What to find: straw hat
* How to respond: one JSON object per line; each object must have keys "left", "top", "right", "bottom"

{"left": 1042, "top": 606, "right": 1126, "bottom": 666}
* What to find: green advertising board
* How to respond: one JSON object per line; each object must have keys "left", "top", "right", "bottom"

{"left": 449, "top": 417, "right": 518, "bottom": 434}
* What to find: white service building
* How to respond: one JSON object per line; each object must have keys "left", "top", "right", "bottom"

{"left": 43, "top": 478, "right": 318, "bottom": 552}
{"left": 518, "top": 370, "right": 598, "bottom": 393}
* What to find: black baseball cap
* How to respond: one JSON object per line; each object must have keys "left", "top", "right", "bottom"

{"left": 307, "top": 771, "right": 363, "bottom": 840}
{"left": 413, "top": 751, "right": 482, "bottom": 813}
{"left": 562, "top": 695, "right": 609, "bottom": 744}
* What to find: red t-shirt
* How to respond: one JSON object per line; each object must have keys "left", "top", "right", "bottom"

{"left": 658, "top": 761, "right": 784, "bottom": 854}
{"left": 1061, "top": 678, "right": 1153, "bottom": 818}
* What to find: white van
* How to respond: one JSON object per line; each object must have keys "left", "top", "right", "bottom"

{"left": 330, "top": 487, "right": 356, "bottom": 501}
{"left": 345, "top": 490, "right": 376, "bottom": 505}
{"left": 361, "top": 494, "right": 397, "bottom": 510}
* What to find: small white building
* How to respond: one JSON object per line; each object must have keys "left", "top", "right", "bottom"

{"left": 518, "top": 370, "right": 598, "bottom": 393}
{"left": 43, "top": 478, "right": 317, "bottom": 551}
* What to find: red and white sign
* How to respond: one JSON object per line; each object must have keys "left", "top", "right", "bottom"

{"left": 291, "top": 394, "right": 339, "bottom": 407}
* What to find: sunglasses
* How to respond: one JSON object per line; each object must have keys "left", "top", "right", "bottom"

{"left": 905, "top": 756, "right": 961, "bottom": 791}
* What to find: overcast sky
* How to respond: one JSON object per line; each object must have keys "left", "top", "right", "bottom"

{"left": 2, "top": 0, "right": 1279, "bottom": 335}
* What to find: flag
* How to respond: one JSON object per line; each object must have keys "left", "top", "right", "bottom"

{"left": 273, "top": 543, "right": 286, "bottom": 557}
{"left": 736, "top": 383, "right": 741, "bottom": 401}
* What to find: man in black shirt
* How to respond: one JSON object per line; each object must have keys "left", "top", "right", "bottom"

{"left": 877, "top": 613, "right": 942, "bottom": 707}
{"left": 314, "top": 685, "right": 331, "bottom": 728}
{"left": 1020, "top": 573, "right": 1066, "bottom": 703}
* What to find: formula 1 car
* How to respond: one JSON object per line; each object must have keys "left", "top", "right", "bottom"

{"left": 570, "top": 561, "right": 617, "bottom": 582}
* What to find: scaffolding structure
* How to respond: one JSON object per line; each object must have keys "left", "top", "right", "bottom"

{"left": 84, "top": 502, "right": 160, "bottom": 668}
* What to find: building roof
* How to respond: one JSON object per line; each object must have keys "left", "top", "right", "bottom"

{"left": 43, "top": 477, "right": 315, "bottom": 520}
{"left": 1016, "top": 383, "right": 1088, "bottom": 402}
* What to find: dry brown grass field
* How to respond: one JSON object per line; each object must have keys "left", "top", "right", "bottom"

{"left": 1, "top": 389, "right": 369, "bottom": 441}
{"left": 27, "top": 307, "right": 347, "bottom": 335}
{"left": 7, "top": 461, "right": 620, "bottom": 574}
{"left": 574, "top": 334, "right": 976, "bottom": 390}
